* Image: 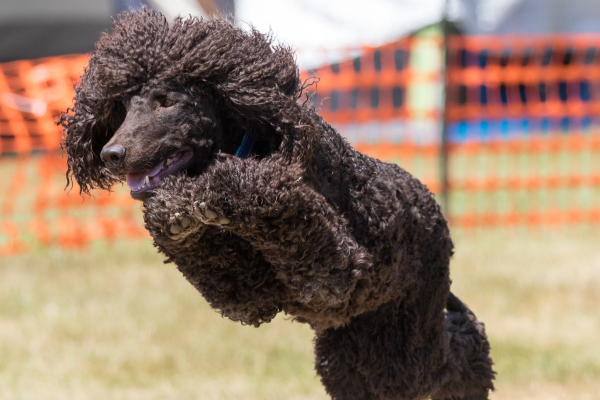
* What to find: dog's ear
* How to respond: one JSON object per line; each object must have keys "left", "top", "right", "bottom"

{"left": 218, "top": 86, "right": 317, "bottom": 165}
{"left": 209, "top": 42, "right": 316, "bottom": 164}
{"left": 59, "top": 68, "right": 126, "bottom": 195}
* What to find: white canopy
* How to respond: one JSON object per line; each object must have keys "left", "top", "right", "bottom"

{"left": 2, "top": 0, "right": 600, "bottom": 63}
{"left": 236, "top": 0, "right": 444, "bottom": 51}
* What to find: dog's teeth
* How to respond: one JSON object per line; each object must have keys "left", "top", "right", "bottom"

{"left": 165, "top": 158, "right": 172, "bottom": 166}
{"left": 145, "top": 175, "right": 150, "bottom": 185}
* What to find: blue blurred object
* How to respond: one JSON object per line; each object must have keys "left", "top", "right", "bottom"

{"left": 448, "top": 117, "right": 599, "bottom": 144}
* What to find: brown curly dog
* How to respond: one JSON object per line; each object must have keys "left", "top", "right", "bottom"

{"left": 60, "top": 11, "right": 495, "bottom": 400}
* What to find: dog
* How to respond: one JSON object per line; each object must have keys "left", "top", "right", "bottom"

{"left": 61, "top": 11, "right": 495, "bottom": 400}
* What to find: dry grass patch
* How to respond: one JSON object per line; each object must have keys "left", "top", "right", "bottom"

{"left": 0, "top": 228, "right": 598, "bottom": 399}
{"left": 451, "top": 227, "right": 600, "bottom": 399}
{"left": 0, "top": 242, "right": 326, "bottom": 400}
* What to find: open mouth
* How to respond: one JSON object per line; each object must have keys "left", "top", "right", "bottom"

{"left": 126, "top": 147, "right": 193, "bottom": 197}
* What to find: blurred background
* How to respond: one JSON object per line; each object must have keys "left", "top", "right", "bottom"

{"left": 0, "top": 0, "right": 599, "bottom": 399}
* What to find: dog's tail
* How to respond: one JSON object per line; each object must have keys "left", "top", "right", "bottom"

{"left": 441, "top": 291, "right": 496, "bottom": 398}
{"left": 446, "top": 291, "right": 470, "bottom": 314}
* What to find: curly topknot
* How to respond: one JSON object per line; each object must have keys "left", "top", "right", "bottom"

{"left": 60, "top": 11, "right": 307, "bottom": 195}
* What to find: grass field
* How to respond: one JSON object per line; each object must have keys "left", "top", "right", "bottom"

{"left": 0, "top": 228, "right": 599, "bottom": 400}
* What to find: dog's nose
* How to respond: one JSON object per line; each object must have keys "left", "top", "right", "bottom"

{"left": 100, "top": 145, "right": 126, "bottom": 168}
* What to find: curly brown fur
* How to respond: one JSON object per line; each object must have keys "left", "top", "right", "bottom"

{"left": 61, "top": 11, "right": 495, "bottom": 399}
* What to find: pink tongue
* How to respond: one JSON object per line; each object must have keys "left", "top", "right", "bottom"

{"left": 126, "top": 160, "right": 164, "bottom": 189}
{"left": 147, "top": 161, "right": 164, "bottom": 177}
{"left": 126, "top": 171, "right": 146, "bottom": 189}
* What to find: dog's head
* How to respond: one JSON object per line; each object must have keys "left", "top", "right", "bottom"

{"left": 96, "top": 83, "right": 225, "bottom": 200}
{"left": 61, "top": 11, "right": 311, "bottom": 199}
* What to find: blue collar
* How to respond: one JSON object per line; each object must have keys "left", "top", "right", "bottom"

{"left": 234, "top": 133, "right": 255, "bottom": 159}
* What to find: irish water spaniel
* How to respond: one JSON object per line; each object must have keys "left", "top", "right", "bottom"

{"left": 60, "top": 11, "right": 495, "bottom": 400}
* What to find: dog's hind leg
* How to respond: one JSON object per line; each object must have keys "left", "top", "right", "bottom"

{"left": 431, "top": 293, "right": 495, "bottom": 400}
{"left": 314, "top": 330, "right": 378, "bottom": 400}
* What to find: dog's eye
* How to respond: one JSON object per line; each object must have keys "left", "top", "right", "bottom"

{"left": 161, "top": 98, "right": 175, "bottom": 107}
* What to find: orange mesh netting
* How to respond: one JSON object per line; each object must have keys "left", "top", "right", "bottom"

{"left": 0, "top": 55, "right": 89, "bottom": 154}
{"left": 1, "top": 32, "right": 600, "bottom": 255}
{"left": 300, "top": 34, "right": 445, "bottom": 204}
{"left": 444, "top": 34, "right": 600, "bottom": 228}
{"left": 299, "top": 36, "right": 442, "bottom": 123}
{"left": 0, "top": 55, "right": 144, "bottom": 255}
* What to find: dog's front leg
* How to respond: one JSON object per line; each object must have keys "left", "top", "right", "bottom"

{"left": 142, "top": 177, "right": 209, "bottom": 246}
{"left": 180, "top": 157, "right": 373, "bottom": 312}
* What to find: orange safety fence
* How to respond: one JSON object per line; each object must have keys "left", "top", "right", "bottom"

{"left": 356, "top": 134, "right": 600, "bottom": 193}
{"left": 0, "top": 54, "right": 89, "bottom": 155}
{"left": 446, "top": 34, "right": 600, "bottom": 120}
{"left": 443, "top": 34, "right": 600, "bottom": 228}
{"left": 300, "top": 36, "right": 443, "bottom": 124}
{"left": 0, "top": 54, "right": 146, "bottom": 256}
{"left": 453, "top": 208, "right": 600, "bottom": 228}
{"left": 1, "top": 31, "right": 600, "bottom": 256}
{"left": 0, "top": 153, "right": 145, "bottom": 256}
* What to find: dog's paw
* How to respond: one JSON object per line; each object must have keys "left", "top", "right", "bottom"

{"left": 193, "top": 200, "right": 231, "bottom": 226}
{"left": 165, "top": 211, "right": 202, "bottom": 241}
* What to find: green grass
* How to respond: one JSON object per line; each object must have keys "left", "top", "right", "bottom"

{"left": 0, "top": 228, "right": 599, "bottom": 399}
